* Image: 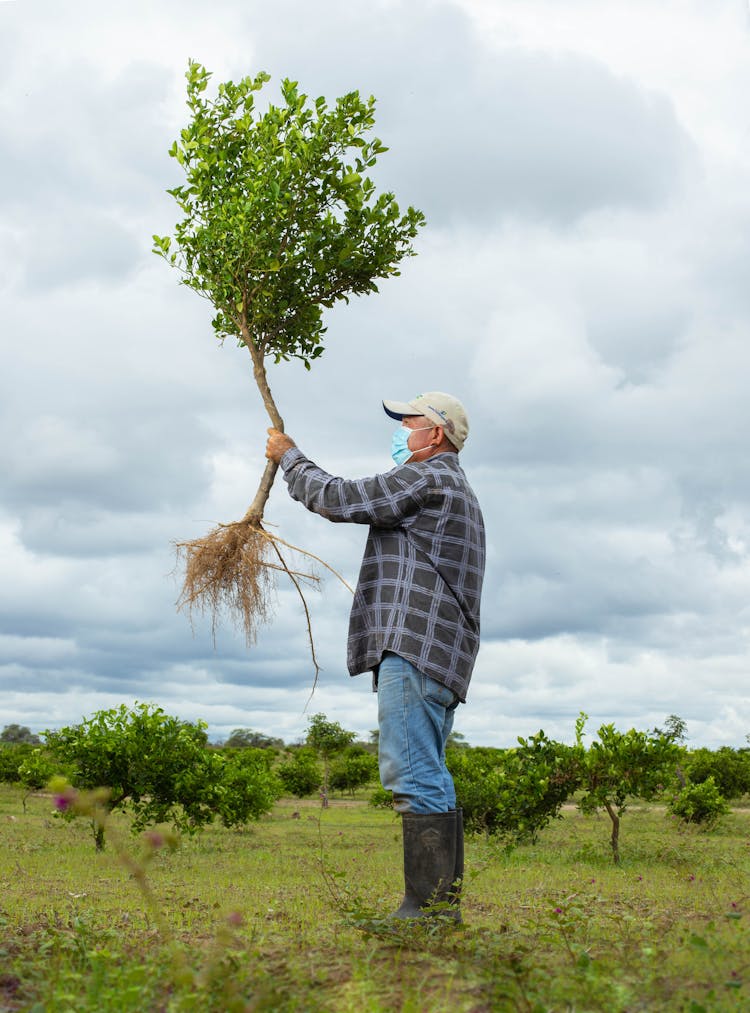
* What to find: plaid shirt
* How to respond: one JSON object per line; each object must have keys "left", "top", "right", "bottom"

{"left": 280, "top": 448, "right": 486, "bottom": 701}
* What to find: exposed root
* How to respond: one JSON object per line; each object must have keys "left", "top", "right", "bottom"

{"left": 256, "top": 528, "right": 355, "bottom": 595}
{"left": 175, "top": 515, "right": 354, "bottom": 703}
{"left": 266, "top": 537, "right": 322, "bottom": 707}
{"left": 176, "top": 520, "right": 318, "bottom": 647}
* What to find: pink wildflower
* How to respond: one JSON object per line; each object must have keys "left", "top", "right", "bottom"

{"left": 54, "top": 787, "right": 78, "bottom": 812}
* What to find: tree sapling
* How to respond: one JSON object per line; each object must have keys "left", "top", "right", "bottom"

{"left": 154, "top": 62, "right": 424, "bottom": 660}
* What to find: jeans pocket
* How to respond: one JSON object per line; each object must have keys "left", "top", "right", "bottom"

{"left": 421, "top": 674, "right": 458, "bottom": 710}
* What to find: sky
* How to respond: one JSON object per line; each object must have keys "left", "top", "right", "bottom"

{"left": 1, "top": 0, "right": 749, "bottom": 749}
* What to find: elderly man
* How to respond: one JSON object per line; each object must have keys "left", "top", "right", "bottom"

{"left": 265, "top": 391, "right": 485, "bottom": 920}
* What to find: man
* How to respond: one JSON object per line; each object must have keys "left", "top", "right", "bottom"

{"left": 265, "top": 391, "right": 485, "bottom": 920}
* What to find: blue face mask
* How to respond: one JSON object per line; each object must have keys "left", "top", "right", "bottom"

{"left": 390, "top": 425, "right": 433, "bottom": 466}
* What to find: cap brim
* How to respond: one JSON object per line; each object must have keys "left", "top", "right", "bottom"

{"left": 382, "top": 399, "right": 423, "bottom": 421}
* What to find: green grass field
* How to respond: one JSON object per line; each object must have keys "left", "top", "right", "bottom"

{"left": 1, "top": 786, "right": 748, "bottom": 1011}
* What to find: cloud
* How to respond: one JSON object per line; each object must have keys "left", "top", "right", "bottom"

{"left": 390, "top": 48, "right": 695, "bottom": 227}
{"left": 229, "top": 0, "right": 696, "bottom": 227}
{"left": 467, "top": 635, "right": 750, "bottom": 749}
{"left": 2, "top": 408, "right": 213, "bottom": 517}
{"left": 21, "top": 209, "right": 141, "bottom": 290}
{"left": 0, "top": 0, "right": 748, "bottom": 751}
{"left": 0, "top": 55, "right": 177, "bottom": 288}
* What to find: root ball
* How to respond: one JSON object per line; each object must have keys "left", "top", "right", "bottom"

{"left": 176, "top": 521, "right": 275, "bottom": 644}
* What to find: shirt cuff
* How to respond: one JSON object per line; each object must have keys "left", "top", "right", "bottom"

{"left": 279, "top": 446, "right": 305, "bottom": 472}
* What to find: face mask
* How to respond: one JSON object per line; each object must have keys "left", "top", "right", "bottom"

{"left": 390, "top": 425, "right": 433, "bottom": 466}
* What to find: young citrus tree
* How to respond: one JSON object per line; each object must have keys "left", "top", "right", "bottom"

{"left": 329, "top": 746, "right": 379, "bottom": 797}
{"left": 668, "top": 776, "right": 730, "bottom": 828}
{"left": 277, "top": 747, "right": 322, "bottom": 799}
{"left": 154, "top": 61, "right": 424, "bottom": 651}
{"left": 44, "top": 703, "right": 280, "bottom": 849}
{"left": 574, "top": 713, "right": 682, "bottom": 863}
{"left": 17, "top": 748, "right": 58, "bottom": 814}
{"left": 305, "top": 713, "right": 356, "bottom": 808}
{"left": 683, "top": 746, "right": 750, "bottom": 800}
{"left": 446, "top": 733, "right": 580, "bottom": 841}
{"left": 0, "top": 742, "right": 31, "bottom": 785}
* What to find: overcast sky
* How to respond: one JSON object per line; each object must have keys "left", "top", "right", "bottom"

{"left": 2, "top": 0, "right": 749, "bottom": 749}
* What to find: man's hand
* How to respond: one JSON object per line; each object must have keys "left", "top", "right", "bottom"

{"left": 265, "top": 428, "right": 296, "bottom": 463}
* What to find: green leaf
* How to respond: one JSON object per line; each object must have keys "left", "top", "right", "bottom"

{"left": 155, "top": 60, "right": 425, "bottom": 361}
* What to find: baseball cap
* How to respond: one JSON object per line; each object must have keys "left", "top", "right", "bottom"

{"left": 382, "top": 391, "right": 469, "bottom": 451}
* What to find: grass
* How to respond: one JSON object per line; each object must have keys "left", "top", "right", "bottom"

{"left": 0, "top": 786, "right": 748, "bottom": 1011}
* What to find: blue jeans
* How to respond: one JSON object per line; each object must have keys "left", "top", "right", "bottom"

{"left": 377, "top": 652, "right": 459, "bottom": 814}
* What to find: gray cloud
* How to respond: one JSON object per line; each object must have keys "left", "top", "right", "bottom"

{"left": 22, "top": 209, "right": 141, "bottom": 290}
{"left": 0, "top": 58, "right": 173, "bottom": 210}
{"left": 385, "top": 49, "right": 695, "bottom": 227}
{"left": 2, "top": 411, "right": 213, "bottom": 517}
{"left": 0, "top": 0, "right": 748, "bottom": 749}
{"left": 237, "top": 0, "right": 696, "bottom": 227}
{"left": 0, "top": 48, "right": 175, "bottom": 292}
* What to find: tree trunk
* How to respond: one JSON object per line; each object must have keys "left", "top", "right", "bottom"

{"left": 239, "top": 330, "right": 285, "bottom": 525}
{"left": 321, "top": 758, "right": 329, "bottom": 809}
{"left": 605, "top": 801, "right": 620, "bottom": 864}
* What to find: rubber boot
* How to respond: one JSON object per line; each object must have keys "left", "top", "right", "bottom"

{"left": 452, "top": 807, "right": 464, "bottom": 916}
{"left": 390, "top": 810, "right": 460, "bottom": 921}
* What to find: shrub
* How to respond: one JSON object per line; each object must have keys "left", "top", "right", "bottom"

{"left": 668, "top": 777, "right": 730, "bottom": 828}
{"left": 369, "top": 786, "right": 393, "bottom": 809}
{"left": 277, "top": 748, "right": 321, "bottom": 798}
{"left": 44, "top": 703, "right": 280, "bottom": 849}
{"left": 683, "top": 748, "right": 750, "bottom": 800}
{"left": 329, "top": 747, "right": 379, "bottom": 796}
{"left": 0, "top": 743, "right": 32, "bottom": 784}
{"left": 574, "top": 714, "right": 683, "bottom": 863}
{"left": 366, "top": 735, "right": 578, "bottom": 840}
{"left": 214, "top": 748, "right": 283, "bottom": 826}
{"left": 17, "top": 748, "right": 60, "bottom": 812}
{"left": 447, "top": 733, "right": 579, "bottom": 842}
